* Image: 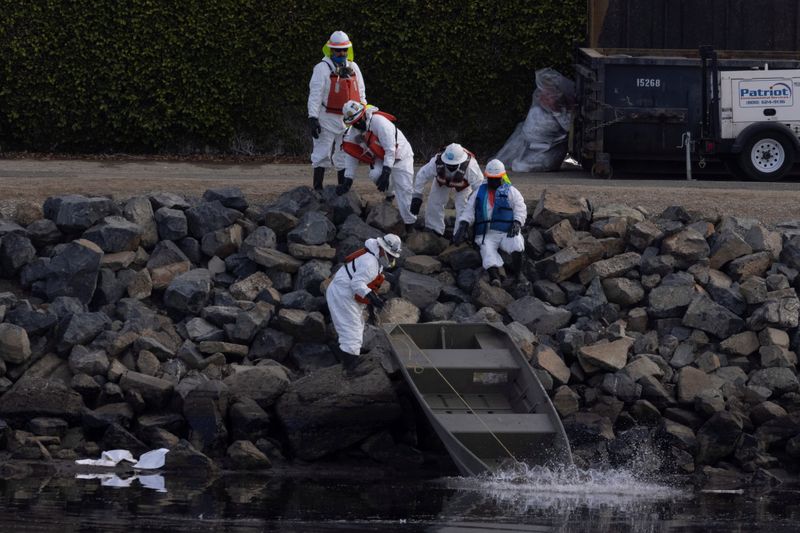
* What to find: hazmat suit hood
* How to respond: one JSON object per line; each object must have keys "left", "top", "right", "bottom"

{"left": 322, "top": 44, "right": 355, "bottom": 62}
{"left": 364, "top": 238, "right": 381, "bottom": 257}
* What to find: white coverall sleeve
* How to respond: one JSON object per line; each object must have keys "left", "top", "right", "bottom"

{"left": 352, "top": 62, "right": 366, "bottom": 103}
{"left": 465, "top": 158, "right": 485, "bottom": 189}
{"left": 509, "top": 186, "right": 527, "bottom": 223}
{"left": 458, "top": 189, "right": 478, "bottom": 226}
{"left": 307, "top": 62, "right": 328, "bottom": 118}
{"left": 371, "top": 115, "right": 397, "bottom": 168}
{"left": 349, "top": 255, "right": 381, "bottom": 299}
{"left": 413, "top": 158, "right": 437, "bottom": 197}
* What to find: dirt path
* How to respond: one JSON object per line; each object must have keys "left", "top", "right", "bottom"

{"left": 1, "top": 159, "right": 799, "bottom": 225}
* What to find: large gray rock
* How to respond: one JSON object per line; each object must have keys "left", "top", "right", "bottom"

{"left": 123, "top": 196, "right": 158, "bottom": 248}
{"left": 398, "top": 270, "right": 443, "bottom": 309}
{"left": 44, "top": 239, "right": 103, "bottom": 304}
{"left": 119, "top": 371, "right": 174, "bottom": 408}
{"left": 149, "top": 192, "right": 190, "bottom": 211}
{"left": 578, "top": 338, "right": 634, "bottom": 371}
{"left": 405, "top": 231, "right": 449, "bottom": 256}
{"left": 747, "top": 297, "right": 800, "bottom": 331}
{"left": 0, "top": 233, "right": 36, "bottom": 277}
{"left": 48, "top": 195, "right": 115, "bottom": 233}
{"left": 200, "top": 224, "right": 242, "bottom": 258}
{"left": 336, "top": 214, "right": 383, "bottom": 242}
{"left": 648, "top": 277, "right": 698, "bottom": 318}
{"left": 578, "top": 252, "right": 641, "bottom": 284}
{"left": 222, "top": 365, "right": 290, "bottom": 409}
{"left": 532, "top": 190, "right": 591, "bottom": 230}
{"left": 275, "top": 364, "right": 401, "bottom": 460}
{"left": 535, "top": 239, "right": 605, "bottom": 283}
{"left": 185, "top": 201, "right": 242, "bottom": 239}
{"left": 164, "top": 269, "right": 212, "bottom": 315}
{"left": 507, "top": 296, "right": 572, "bottom": 335}
{"left": 709, "top": 231, "right": 752, "bottom": 269}
{"left": 728, "top": 252, "right": 772, "bottom": 280}
{"left": 0, "top": 323, "right": 31, "bottom": 364}
{"left": 661, "top": 228, "right": 710, "bottom": 264}
{"left": 246, "top": 245, "right": 302, "bottom": 273}
{"left": 696, "top": 411, "right": 743, "bottom": 465}
{"left": 377, "top": 298, "right": 420, "bottom": 325}
{"left": 57, "top": 311, "right": 111, "bottom": 352}
{"left": 146, "top": 240, "right": 191, "bottom": 289}
{"left": 203, "top": 187, "right": 248, "bottom": 211}
{"left": 602, "top": 278, "right": 644, "bottom": 306}
{"left": 748, "top": 367, "right": 800, "bottom": 395}
{"left": 0, "top": 377, "right": 84, "bottom": 423}
{"left": 471, "top": 280, "right": 514, "bottom": 313}
{"left": 365, "top": 202, "right": 404, "bottom": 235}
{"left": 288, "top": 211, "right": 336, "bottom": 246}
{"left": 83, "top": 216, "right": 142, "bottom": 253}
{"left": 682, "top": 295, "right": 744, "bottom": 338}
{"left": 294, "top": 260, "right": 332, "bottom": 296}
{"left": 154, "top": 207, "right": 188, "bottom": 241}
{"left": 241, "top": 226, "right": 277, "bottom": 256}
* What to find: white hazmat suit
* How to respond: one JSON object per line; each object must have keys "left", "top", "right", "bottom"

{"left": 325, "top": 238, "right": 384, "bottom": 356}
{"left": 459, "top": 184, "right": 527, "bottom": 269}
{"left": 343, "top": 109, "right": 416, "bottom": 224}
{"left": 413, "top": 155, "right": 483, "bottom": 236}
{"left": 308, "top": 57, "right": 366, "bottom": 169}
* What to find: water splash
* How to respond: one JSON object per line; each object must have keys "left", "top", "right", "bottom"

{"left": 439, "top": 463, "right": 687, "bottom": 515}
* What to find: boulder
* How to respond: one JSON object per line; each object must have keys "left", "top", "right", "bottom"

{"left": 578, "top": 338, "right": 634, "bottom": 371}
{"left": 154, "top": 207, "right": 188, "bottom": 241}
{"left": 471, "top": 280, "right": 514, "bottom": 313}
{"left": 200, "top": 224, "right": 242, "bottom": 258}
{"left": 507, "top": 296, "right": 572, "bottom": 335}
{"left": 0, "top": 233, "right": 36, "bottom": 277}
{"left": 44, "top": 239, "right": 103, "bottom": 304}
{"left": 365, "top": 202, "right": 405, "bottom": 235}
{"left": 48, "top": 195, "right": 115, "bottom": 232}
{"left": 287, "top": 211, "right": 336, "bottom": 245}
{"left": 83, "top": 216, "right": 142, "bottom": 253}
{"left": 164, "top": 269, "right": 212, "bottom": 315}
{"left": 398, "top": 270, "right": 443, "bottom": 308}
{"left": 0, "top": 323, "right": 31, "bottom": 365}
{"left": 377, "top": 298, "right": 420, "bottom": 325}
{"left": 185, "top": 201, "right": 242, "bottom": 239}
{"left": 0, "top": 378, "right": 84, "bottom": 423}
{"left": 203, "top": 187, "right": 248, "bottom": 211}
{"left": 275, "top": 364, "right": 401, "bottom": 460}
{"left": 123, "top": 196, "right": 159, "bottom": 248}
{"left": 532, "top": 190, "right": 591, "bottom": 230}
{"left": 222, "top": 365, "right": 290, "bottom": 409}
{"left": 682, "top": 295, "right": 744, "bottom": 338}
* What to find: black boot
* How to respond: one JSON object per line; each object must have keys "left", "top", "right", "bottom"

{"left": 511, "top": 252, "right": 525, "bottom": 281}
{"left": 488, "top": 267, "right": 502, "bottom": 287}
{"left": 405, "top": 223, "right": 415, "bottom": 234}
{"left": 338, "top": 349, "right": 360, "bottom": 374}
{"left": 312, "top": 167, "right": 325, "bottom": 191}
{"left": 337, "top": 168, "right": 346, "bottom": 185}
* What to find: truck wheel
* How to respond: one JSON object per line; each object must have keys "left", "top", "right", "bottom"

{"left": 738, "top": 133, "right": 795, "bottom": 181}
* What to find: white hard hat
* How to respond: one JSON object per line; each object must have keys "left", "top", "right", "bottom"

{"left": 342, "top": 100, "right": 366, "bottom": 125}
{"left": 441, "top": 143, "right": 468, "bottom": 166}
{"left": 484, "top": 159, "right": 506, "bottom": 178}
{"left": 326, "top": 31, "right": 352, "bottom": 49}
{"left": 377, "top": 234, "right": 402, "bottom": 257}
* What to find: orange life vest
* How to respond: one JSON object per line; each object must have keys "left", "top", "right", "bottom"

{"left": 434, "top": 147, "right": 475, "bottom": 191}
{"left": 324, "top": 61, "right": 360, "bottom": 114}
{"left": 341, "top": 111, "right": 398, "bottom": 163}
{"left": 343, "top": 248, "right": 384, "bottom": 304}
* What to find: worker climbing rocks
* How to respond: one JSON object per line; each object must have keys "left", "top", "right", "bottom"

{"left": 325, "top": 233, "right": 402, "bottom": 374}
{"left": 307, "top": 31, "right": 366, "bottom": 191}
{"left": 453, "top": 159, "right": 527, "bottom": 287}
{"left": 411, "top": 143, "right": 484, "bottom": 237}
{"left": 339, "top": 100, "right": 417, "bottom": 233}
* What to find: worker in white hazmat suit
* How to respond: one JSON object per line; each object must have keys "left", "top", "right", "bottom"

{"left": 307, "top": 31, "right": 366, "bottom": 190}
{"left": 411, "top": 143, "right": 483, "bottom": 237}
{"left": 453, "top": 159, "right": 527, "bottom": 287}
{"left": 326, "top": 234, "right": 402, "bottom": 373}
{"left": 338, "top": 100, "right": 417, "bottom": 233}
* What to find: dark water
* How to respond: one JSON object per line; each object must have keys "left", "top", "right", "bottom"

{"left": 1, "top": 464, "right": 800, "bottom": 532}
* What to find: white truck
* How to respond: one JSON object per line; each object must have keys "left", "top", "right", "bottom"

{"left": 716, "top": 69, "right": 800, "bottom": 180}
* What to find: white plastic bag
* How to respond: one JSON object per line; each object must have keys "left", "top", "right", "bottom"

{"left": 494, "top": 68, "right": 576, "bottom": 172}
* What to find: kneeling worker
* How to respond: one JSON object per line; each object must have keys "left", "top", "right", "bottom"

{"left": 325, "top": 233, "right": 402, "bottom": 373}
{"left": 452, "top": 159, "right": 526, "bottom": 287}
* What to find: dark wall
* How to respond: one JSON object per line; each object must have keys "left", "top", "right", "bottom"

{"left": 593, "top": 0, "right": 800, "bottom": 51}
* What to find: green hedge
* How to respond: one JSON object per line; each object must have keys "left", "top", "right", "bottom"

{"left": 0, "top": 0, "right": 586, "bottom": 158}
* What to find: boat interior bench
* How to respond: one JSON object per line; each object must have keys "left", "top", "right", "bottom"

{"left": 435, "top": 413, "right": 556, "bottom": 435}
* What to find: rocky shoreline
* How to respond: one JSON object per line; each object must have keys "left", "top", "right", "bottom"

{"left": 0, "top": 184, "right": 799, "bottom": 490}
